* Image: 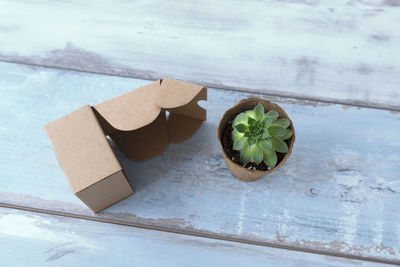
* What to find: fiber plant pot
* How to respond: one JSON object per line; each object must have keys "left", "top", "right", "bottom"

{"left": 217, "top": 98, "right": 295, "bottom": 181}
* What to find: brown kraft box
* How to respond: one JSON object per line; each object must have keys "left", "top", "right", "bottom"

{"left": 45, "top": 78, "right": 207, "bottom": 213}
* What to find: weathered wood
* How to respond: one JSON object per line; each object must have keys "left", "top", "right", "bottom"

{"left": 0, "top": 0, "right": 399, "bottom": 109}
{"left": 0, "top": 62, "right": 399, "bottom": 262}
{"left": 0, "top": 207, "right": 387, "bottom": 267}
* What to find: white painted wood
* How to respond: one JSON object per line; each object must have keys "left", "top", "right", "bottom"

{"left": 0, "top": 62, "right": 399, "bottom": 262}
{"left": 0, "top": 207, "right": 386, "bottom": 267}
{"left": 0, "top": 0, "right": 399, "bottom": 109}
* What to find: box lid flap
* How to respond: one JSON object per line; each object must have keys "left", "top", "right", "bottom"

{"left": 93, "top": 81, "right": 161, "bottom": 132}
{"left": 93, "top": 78, "right": 206, "bottom": 132}
{"left": 156, "top": 78, "right": 205, "bottom": 109}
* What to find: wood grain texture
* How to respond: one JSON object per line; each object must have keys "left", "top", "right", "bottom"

{"left": 0, "top": 62, "right": 400, "bottom": 263}
{"left": 0, "top": 207, "right": 388, "bottom": 267}
{"left": 0, "top": 0, "right": 399, "bottom": 109}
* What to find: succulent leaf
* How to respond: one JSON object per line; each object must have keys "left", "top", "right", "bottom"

{"left": 245, "top": 110, "right": 255, "bottom": 118}
{"left": 240, "top": 146, "right": 252, "bottom": 164}
{"left": 261, "top": 117, "right": 273, "bottom": 128}
{"left": 263, "top": 150, "right": 277, "bottom": 167}
{"left": 265, "top": 110, "right": 279, "bottom": 121}
{"left": 251, "top": 144, "right": 263, "bottom": 165}
{"left": 248, "top": 137, "right": 256, "bottom": 147}
{"left": 281, "top": 129, "right": 293, "bottom": 140}
{"left": 234, "top": 123, "right": 248, "bottom": 133}
{"left": 268, "top": 125, "right": 286, "bottom": 136}
{"left": 248, "top": 117, "right": 256, "bottom": 125}
{"left": 270, "top": 137, "right": 288, "bottom": 153}
{"left": 272, "top": 119, "right": 290, "bottom": 128}
{"left": 233, "top": 112, "right": 248, "bottom": 126}
{"left": 262, "top": 129, "right": 270, "bottom": 138}
{"left": 254, "top": 104, "right": 264, "bottom": 120}
{"left": 233, "top": 138, "right": 247, "bottom": 151}
{"left": 232, "top": 129, "right": 243, "bottom": 142}
{"left": 259, "top": 139, "right": 272, "bottom": 151}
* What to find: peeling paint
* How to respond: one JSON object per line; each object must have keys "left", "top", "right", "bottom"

{"left": 237, "top": 194, "right": 246, "bottom": 235}
{"left": 357, "top": 64, "right": 375, "bottom": 75}
{"left": 45, "top": 242, "right": 78, "bottom": 262}
{"left": 369, "top": 34, "right": 391, "bottom": 42}
{"left": 295, "top": 57, "right": 319, "bottom": 84}
{"left": 383, "top": 0, "right": 400, "bottom": 7}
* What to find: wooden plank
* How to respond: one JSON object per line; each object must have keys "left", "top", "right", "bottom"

{"left": 0, "top": 62, "right": 399, "bottom": 263}
{"left": 0, "top": 0, "right": 399, "bottom": 109}
{"left": 0, "top": 207, "right": 387, "bottom": 267}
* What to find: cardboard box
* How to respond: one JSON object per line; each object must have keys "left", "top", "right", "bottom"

{"left": 45, "top": 78, "right": 207, "bottom": 213}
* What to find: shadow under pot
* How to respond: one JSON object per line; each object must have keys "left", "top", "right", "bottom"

{"left": 217, "top": 98, "right": 295, "bottom": 181}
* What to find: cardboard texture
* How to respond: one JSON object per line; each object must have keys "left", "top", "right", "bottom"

{"left": 45, "top": 78, "right": 207, "bottom": 212}
{"left": 217, "top": 98, "right": 295, "bottom": 182}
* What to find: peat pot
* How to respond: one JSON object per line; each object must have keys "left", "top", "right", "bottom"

{"left": 217, "top": 98, "right": 295, "bottom": 181}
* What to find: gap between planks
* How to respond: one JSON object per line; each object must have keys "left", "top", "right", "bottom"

{"left": 1, "top": 59, "right": 399, "bottom": 112}
{"left": 0, "top": 203, "right": 398, "bottom": 266}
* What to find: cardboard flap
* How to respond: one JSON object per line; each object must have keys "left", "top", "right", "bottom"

{"left": 156, "top": 78, "right": 206, "bottom": 109}
{"left": 94, "top": 78, "right": 206, "bottom": 133}
{"left": 167, "top": 87, "right": 207, "bottom": 121}
{"left": 93, "top": 81, "right": 161, "bottom": 131}
{"left": 167, "top": 113, "right": 204, "bottom": 143}
{"left": 111, "top": 112, "right": 169, "bottom": 161}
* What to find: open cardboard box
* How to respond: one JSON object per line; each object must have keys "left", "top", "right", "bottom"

{"left": 45, "top": 78, "right": 207, "bottom": 213}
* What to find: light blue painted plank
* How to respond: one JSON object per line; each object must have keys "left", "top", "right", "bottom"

{"left": 0, "top": 0, "right": 399, "bottom": 109}
{"left": 0, "top": 207, "right": 388, "bottom": 267}
{"left": 0, "top": 62, "right": 399, "bottom": 262}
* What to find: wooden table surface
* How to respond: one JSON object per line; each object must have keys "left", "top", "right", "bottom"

{"left": 0, "top": 0, "right": 399, "bottom": 266}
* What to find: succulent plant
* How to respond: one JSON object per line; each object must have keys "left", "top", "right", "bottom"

{"left": 232, "top": 104, "right": 292, "bottom": 168}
